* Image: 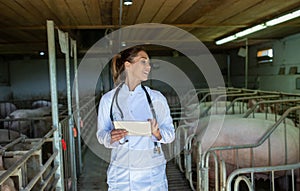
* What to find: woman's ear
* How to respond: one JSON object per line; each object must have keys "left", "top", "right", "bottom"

{"left": 124, "top": 61, "right": 131, "bottom": 69}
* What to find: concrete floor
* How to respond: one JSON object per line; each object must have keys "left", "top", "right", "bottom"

{"left": 77, "top": 146, "right": 192, "bottom": 191}
{"left": 78, "top": 147, "right": 109, "bottom": 191}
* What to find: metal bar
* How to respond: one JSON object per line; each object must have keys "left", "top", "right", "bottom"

{"left": 243, "top": 98, "right": 300, "bottom": 118}
{"left": 219, "top": 160, "right": 226, "bottom": 191}
{"left": 233, "top": 176, "right": 253, "bottom": 191}
{"left": 201, "top": 91, "right": 258, "bottom": 116}
{"left": 208, "top": 106, "right": 300, "bottom": 152}
{"left": 65, "top": 32, "right": 77, "bottom": 191}
{"left": 284, "top": 123, "right": 288, "bottom": 165}
{"left": 203, "top": 151, "right": 219, "bottom": 191}
{"left": 185, "top": 135, "right": 193, "bottom": 180}
{"left": 196, "top": 141, "right": 202, "bottom": 191}
{"left": 0, "top": 136, "right": 24, "bottom": 153}
{"left": 72, "top": 38, "right": 83, "bottom": 175}
{"left": 251, "top": 172, "right": 254, "bottom": 189}
{"left": 226, "top": 163, "right": 300, "bottom": 190}
{"left": 245, "top": 38, "right": 248, "bottom": 89}
{"left": 47, "top": 20, "right": 64, "bottom": 190}
{"left": 226, "top": 95, "right": 280, "bottom": 113}
{"left": 174, "top": 125, "right": 189, "bottom": 169}
{"left": 41, "top": 165, "right": 59, "bottom": 190}
{"left": 0, "top": 136, "right": 48, "bottom": 185}
{"left": 21, "top": 151, "right": 58, "bottom": 191}
{"left": 227, "top": 55, "right": 231, "bottom": 87}
{"left": 292, "top": 169, "right": 295, "bottom": 191}
{"left": 271, "top": 171, "right": 275, "bottom": 191}
{"left": 268, "top": 138, "right": 271, "bottom": 166}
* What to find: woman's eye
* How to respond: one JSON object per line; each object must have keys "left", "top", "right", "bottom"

{"left": 140, "top": 59, "right": 150, "bottom": 65}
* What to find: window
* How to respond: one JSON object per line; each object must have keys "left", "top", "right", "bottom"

{"left": 257, "top": 48, "right": 273, "bottom": 64}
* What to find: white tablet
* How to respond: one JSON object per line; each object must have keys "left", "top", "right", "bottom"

{"left": 113, "top": 121, "right": 151, "bottom": 136}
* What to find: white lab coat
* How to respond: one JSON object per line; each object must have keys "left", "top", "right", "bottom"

{"left": 97, "top": 84, "right": 175, "bottom": 191}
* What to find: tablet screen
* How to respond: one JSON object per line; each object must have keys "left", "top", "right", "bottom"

{"left": 113, "top": 121, "right": 151, "bottom": 136}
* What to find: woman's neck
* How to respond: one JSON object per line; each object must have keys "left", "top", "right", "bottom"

{"left": 125, "top": 79, "right": 140, "bottom": 91}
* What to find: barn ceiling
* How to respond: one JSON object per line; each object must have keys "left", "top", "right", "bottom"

{"left": 1, "top": 0, "right": 300, "bottom": 56}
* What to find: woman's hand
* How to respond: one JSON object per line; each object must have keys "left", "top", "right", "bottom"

{"left": 149, "top": 119, "right": 162, "bottom": 140}
{"left": 110, "top": 129, "right": 128, "bottom": 144}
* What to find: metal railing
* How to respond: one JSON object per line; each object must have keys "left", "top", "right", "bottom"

{"left": 0, "top": 128, "right": 58, "bottom": 190}
{"left": 199, "top": 105, "right": 300, "bottom": 191}
{"left": 176, "top": 88, "right": 300, "bottom": 191}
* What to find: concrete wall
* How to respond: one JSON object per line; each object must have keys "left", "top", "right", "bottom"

{"left": 0, "top": 52, "right": 227, "bottom": 101}
{"left": 0, "top": 58, "right": 72, "bottom": 101}
{"left": 2, "top": 31, "right": 300, "bottom": 101}
{"left": 229, "top": 32, "right": 300, "bottom": 93}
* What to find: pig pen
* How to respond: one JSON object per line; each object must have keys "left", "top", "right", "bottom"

{"left": 175, "top": 88, "right": 300, "bottom": 191}
{"left": 0, "top": 105, "right": 81, "bottom": 191}
{"left": 0, "top": 129, "right": 58, "bottom": 191}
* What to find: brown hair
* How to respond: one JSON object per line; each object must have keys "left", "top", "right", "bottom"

{"left": 111, "top": 46, "right": 146, "bottom": 85}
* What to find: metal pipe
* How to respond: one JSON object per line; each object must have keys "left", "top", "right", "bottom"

{"left": 226, "top": 163, "right": 300, "bottom": 191}
{"left": 65, "top": 32, "right": 77, "bottom": 191}
{"left": 21, "top": 151, "right": 58, "bottom": 191}
{"left": 41, "top": 165, "right": 59, "bottom": 190}
{"left": 185, "top": 135, "right": 194, "bottom": 180}
{"left": 0, "top": 136, "right": 49, "bottom": 185}
{"left": 201, "top": 91, "right": 258, "bottom": 117}
{"left": 174, "top": 125, "right": 188, "bottom": 169}
{"left": 245, "top": 38, "right": 248, "bottom": 89}
{"left": 197, "top": 141, "right": 202, "bottom": 191}
{"left": 72, "top": 38, "right": 83, "bottom": 174}
{"left": 0, "top": 136, "right": 24, "bottom": 153}
{"left": 47, "top": 20, "right": 64, "bottom": 190}
{"left": 243, "top": 98, "right": 300, "bottom": 118}
{"left": 203, "top": 151, "right": 219, "bottom": 191}
{"left": 219, "top": 160, "right": 226, "bottom": 191}
{"left": 233, "top": 176, "right": 253, "bottom": 191}
{"left": 227, "top": 54, "right": 231, "bottom": 87}
{"left": 226, "top": 95, "right": 280, "bottom": 113}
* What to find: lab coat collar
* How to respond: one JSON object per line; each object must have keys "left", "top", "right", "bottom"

{"left": 122, "top": 83, "right": 143, "bottom": 94}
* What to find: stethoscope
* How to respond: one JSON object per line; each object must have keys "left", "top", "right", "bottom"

{"left": 109, "top": 82, "right": 159, "bottom": 149}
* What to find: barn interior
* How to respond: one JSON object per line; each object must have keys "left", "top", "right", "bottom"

{"left": 1, "top": 0, "right": 300, "bottom": 191}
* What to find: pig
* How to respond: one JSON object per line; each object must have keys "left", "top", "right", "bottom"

{"left": 4, "top": 107, "right": 52, "bottom": 138}
{"left": 0, "top": 102, "right": 16, "bottom": 129}
{"left": 32, "top": 100, "right": 64, "bottom": 109}
{"left": 199, "top": 117, "right": 299, "bottom": 165}
{"left": 0, "top": 102, "right": 17, "bottom": 119}
{"left": 0, "top": 129, "right": 22, "bottom": 144}
{"left": 193, "top": 115, "right": 299, "bottom": 190}
{"left": 31, "top": 100, "right": 51, "bottom": 108}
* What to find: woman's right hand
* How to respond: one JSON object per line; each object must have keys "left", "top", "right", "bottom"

{"left": 110, "top": 129, "right": 128, "bottom": 144}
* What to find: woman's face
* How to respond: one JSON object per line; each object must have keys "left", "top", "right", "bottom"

{"left": 126, "top": 50, "right": 151, "bottom": 83}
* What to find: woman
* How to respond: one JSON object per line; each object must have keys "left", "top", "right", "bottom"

{"left": 96, "top": 46, "right": 175, "bottom": 191}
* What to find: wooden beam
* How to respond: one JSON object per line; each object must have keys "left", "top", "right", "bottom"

{"left": 0, "top": 23, "right": 249, "bottom": 30}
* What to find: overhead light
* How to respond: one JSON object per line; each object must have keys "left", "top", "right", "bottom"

{"left": 39, "top": 51, "right": 45, "bottom": 56}
{"left": 215, "top": 35, "right": 238, "bottom": 45}
{"left": 124, "top": 0, "right": 132, "bottom": 6}
{"left": 121, "top": 41, "right": 126, "bottom": 47}
{"left": 216, "top": 9, "right": 300, "bottom": 45}
{"left": 235, "top": 24, "right": 266, "bottom": 38}
{"left": 266, "top": 9, "right": 300, "bottom": 26}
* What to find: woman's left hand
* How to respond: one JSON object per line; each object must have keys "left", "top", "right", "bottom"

{"left": 148, "top": 119, "right": 162, "bottom": 140}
